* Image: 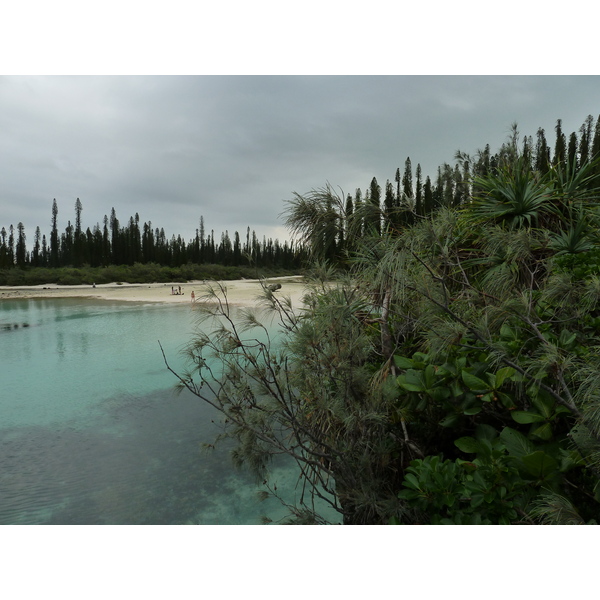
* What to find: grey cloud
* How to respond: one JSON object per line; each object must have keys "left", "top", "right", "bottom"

{"left": 2, "top": 76, "right": 600, "bottom": 246}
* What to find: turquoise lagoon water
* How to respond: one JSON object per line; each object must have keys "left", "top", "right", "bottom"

{"left": 0, "top": 298, "right": 333, "bottom": 525}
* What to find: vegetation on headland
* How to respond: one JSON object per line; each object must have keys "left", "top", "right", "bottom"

{"left": 0, "top": 206, "right": 305, "bottom": 284}
{"left": 0, "top": 206, "right": 305, "bottom": 277}
{"left": 165, "top": 116, "right": 600, "bottom": 524}
{"left": 0, "top": 262, "right": 301, "bottom": 287}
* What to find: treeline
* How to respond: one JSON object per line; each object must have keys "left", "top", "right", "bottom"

{"left": 305, "top": 114, "right": 600, "bottom": 263}
{"left": 0, "top": 203, "right": 305, "bottom": 271}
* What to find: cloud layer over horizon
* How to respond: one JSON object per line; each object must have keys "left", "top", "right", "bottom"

{"left": 2, "top": 75, "right": 600, "bottom": 247}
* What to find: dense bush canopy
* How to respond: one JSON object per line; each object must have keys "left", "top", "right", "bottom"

{"left": 168, "top": 118, "right": 600, "bottom": 524}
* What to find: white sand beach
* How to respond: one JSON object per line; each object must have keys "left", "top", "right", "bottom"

{"left": 0, "top": 275, "right": 308, "bottom": 308}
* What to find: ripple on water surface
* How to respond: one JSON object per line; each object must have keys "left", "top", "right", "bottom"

{"left": 0, "top": 299, "right": 338, "bottom": 524}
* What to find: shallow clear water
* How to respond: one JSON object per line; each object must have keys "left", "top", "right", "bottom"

{"left": 0, "top": 298, "right": 336, "bottom": 525}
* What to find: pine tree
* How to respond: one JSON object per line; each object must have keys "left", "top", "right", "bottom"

{"left": 41, "top": 234, "right": 48, "bottom": 266}
{"left": 110, "top": 208, "right": 120, "bottom": 265}
{"left": 384, "top": 180, "right": 395, "bottom": 230}
{"left": 423, "top": 176, "right": 433, "bottom": 215}
{"left": 415, "top": 164, "right": 423, "bottom": 217}
{"left": 579, "top": 115, "right": 594, "bottom": 166}
{"left": 102, "top": 215, "right": 110, "bottom": 266}
{"left": 433, "top": 167, "right": 444, "bottom": 209}
{"left": 0, "top": 227, "right": 7, "bottom": 268}
{"left": 402, "top": 157, "right": 413, "bottom": 201}
{"left": 592, "top": 115, "right": 600, "bottom": 160}
{"left": 554, "top": 119, "right": 567, "bottom": 170}
{"left": 233, "top": 231, "right": 242, "bottom": 266}
{"left": 73, "top": 198, "right": 83, "bottom": 266}
{"left": 368, "top": 177, "right": 381, "bottom": 235}
{"left": 353, "top": 188, "right": 364, "bottom": 239}
{"left": 62, "top": 221, "right": 73, "bottom": 265}
{"left": 32, "top": 226, "right": 41, "bottom": 267}
{"left": 568, "top": 131, "right": 579, "bottom": 171}
{"left": 535, "top": 128, "right": 550, "bottom": 174}
{"left": 50, "top": 199, "right": 59, "bottom": 267}
{"left": 8, "top": 224, "right": 15, "bottom": 266}
{"left": 522, "top": 135, "right": 534, "bottom": 170}
{"left": 452, "top": 164, "right": 464, "bottom": 207}
{"left": 16, "top": 222, "right": 27, "bottom": 267}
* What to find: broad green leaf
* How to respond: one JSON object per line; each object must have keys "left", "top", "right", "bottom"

{"left": 397, "top": 381, "right": 424, "bottom": 392}
{"left": 440, "top": 414, "right": 460, "bottom": 428}
{"left": 397, "top": 371, "right": 424, "bottom": 392}
{"left": 520, "top": 451, "right": 558, "bottom": 479}
{"left": 499, "top": 427, "right": 535, "bottom": 458}
{"left": 394, "top": 355, "right": 413, "bottom": 369}
{"left": 450, "top": 381, "right": 463, "bottom": 397}
{"left": 554, "top": 405, "right": 573, "bottom": 416}
{"left": 559, "top": 449, "right": 585, "bottom": 472}
{"left": 475, "top": 424, "right": 497, "bottom": 444}
{"left": 531, "top": 395, "right": 554, "bottom": 419}
{"left": 398, "top": 489, "right": 419, "bottom": 500}
{"left": 440, "top": 362, "right": 457, "bottom": 376}
{"left": 494, "top": 366, "right": 516, "bottom": 388}
{"left": 463, "top": 406, "right": 482, "bottom": 415}
{"left": 461, "top": 370, "right": 490, "bottom": 391}
{"left": 470, "top": 493, "right": 484, "bottom": 508}
{"left": 403, "top": 473, "right": 421, "bottom": 491}
{"left": 413, "top": 352, "right": 429, "bottom": 362}
{"left": 530, "top": 422, "right": 553, "bottom": 441}
{"left": 511, "top": 411, "right": 545, "bottom": 424}
{"left": 428, "top": 387, "right": 451, "bottom": 402}
{"left": 443, "top": 494, "right": 456, "bottom": 508}
{"left": 497, "top": 391, "right": 517, "bottom": 409}
{"left": 454, "top": 436, "right": 480, "bottom": 454}
{"left": 424, "top": 364, "right": 437, "bottom": 389}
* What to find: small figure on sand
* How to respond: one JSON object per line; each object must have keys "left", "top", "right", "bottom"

{"left": 191, "top": 291, "right": 195, "bottom": 303}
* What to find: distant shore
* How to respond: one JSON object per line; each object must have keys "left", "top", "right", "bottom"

{"left": 0, "top": 276, "right": 307, "bottom": 308}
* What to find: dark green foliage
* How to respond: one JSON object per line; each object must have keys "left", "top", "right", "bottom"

{"left": 0, "top": 262, "right": 301, "bottom": 286}
{"left": 2, "top": 200, "right": 305, "bottom": 275}
{"left": 164, "top": 113, "right": 600, "bottom": 525}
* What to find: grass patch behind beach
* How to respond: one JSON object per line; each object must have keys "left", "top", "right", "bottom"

{"left": 0, "top": 263, "right": 303, "bottom": 286}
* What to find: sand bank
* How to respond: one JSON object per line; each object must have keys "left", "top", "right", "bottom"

{"left": 0, "top": 276, "right": 308, "bottom": 308}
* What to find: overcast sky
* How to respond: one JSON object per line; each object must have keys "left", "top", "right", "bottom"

{"left": 2, "top": 75, "right": 600, "bottom": 247}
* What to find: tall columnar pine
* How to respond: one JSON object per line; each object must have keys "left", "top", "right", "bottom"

{"left": 567, "top": 131, "right": 579, "bottom": 173}
{"left": 368, "top": 177, "right": 382, "bottom": 236}
{"left": 415, "top": 164, "right": 423, "bottom": 217}
{"left": 50, "top": 198, "right": 59, "bottom": 267}
{"left": 554, "top": 119, "right": 567, "bottom": 170}
{"left": 16, "top": 222, "right": 27, "bottom": 267}
{"left": 535, "top": 128, "right": 550, "bottom": 175}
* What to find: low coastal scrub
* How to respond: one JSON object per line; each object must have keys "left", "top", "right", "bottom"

{"left": 0, "top": 262, "right": 302, "bottom": 286}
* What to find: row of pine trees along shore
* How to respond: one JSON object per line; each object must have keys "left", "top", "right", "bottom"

{"left": 0, "top": 205, "right": 302, "bottom": 273}
{"left": 164, "top": 113, "right": 600, "bottom": 524}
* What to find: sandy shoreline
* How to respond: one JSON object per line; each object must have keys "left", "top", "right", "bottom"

{"left": 0, "top": 275, "right": 308, "bottom": 308}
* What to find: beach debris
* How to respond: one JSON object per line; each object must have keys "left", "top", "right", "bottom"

{"left": 267, "top": 283, "right": 282, "bottom": 292}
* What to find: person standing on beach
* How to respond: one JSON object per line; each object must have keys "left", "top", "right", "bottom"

{"left": 191, "top": 291, "right": 195, "bottom": 303}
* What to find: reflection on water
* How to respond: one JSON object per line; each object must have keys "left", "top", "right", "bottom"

{"left": 0, "top": 298, "right": 339, "bottom": 525}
